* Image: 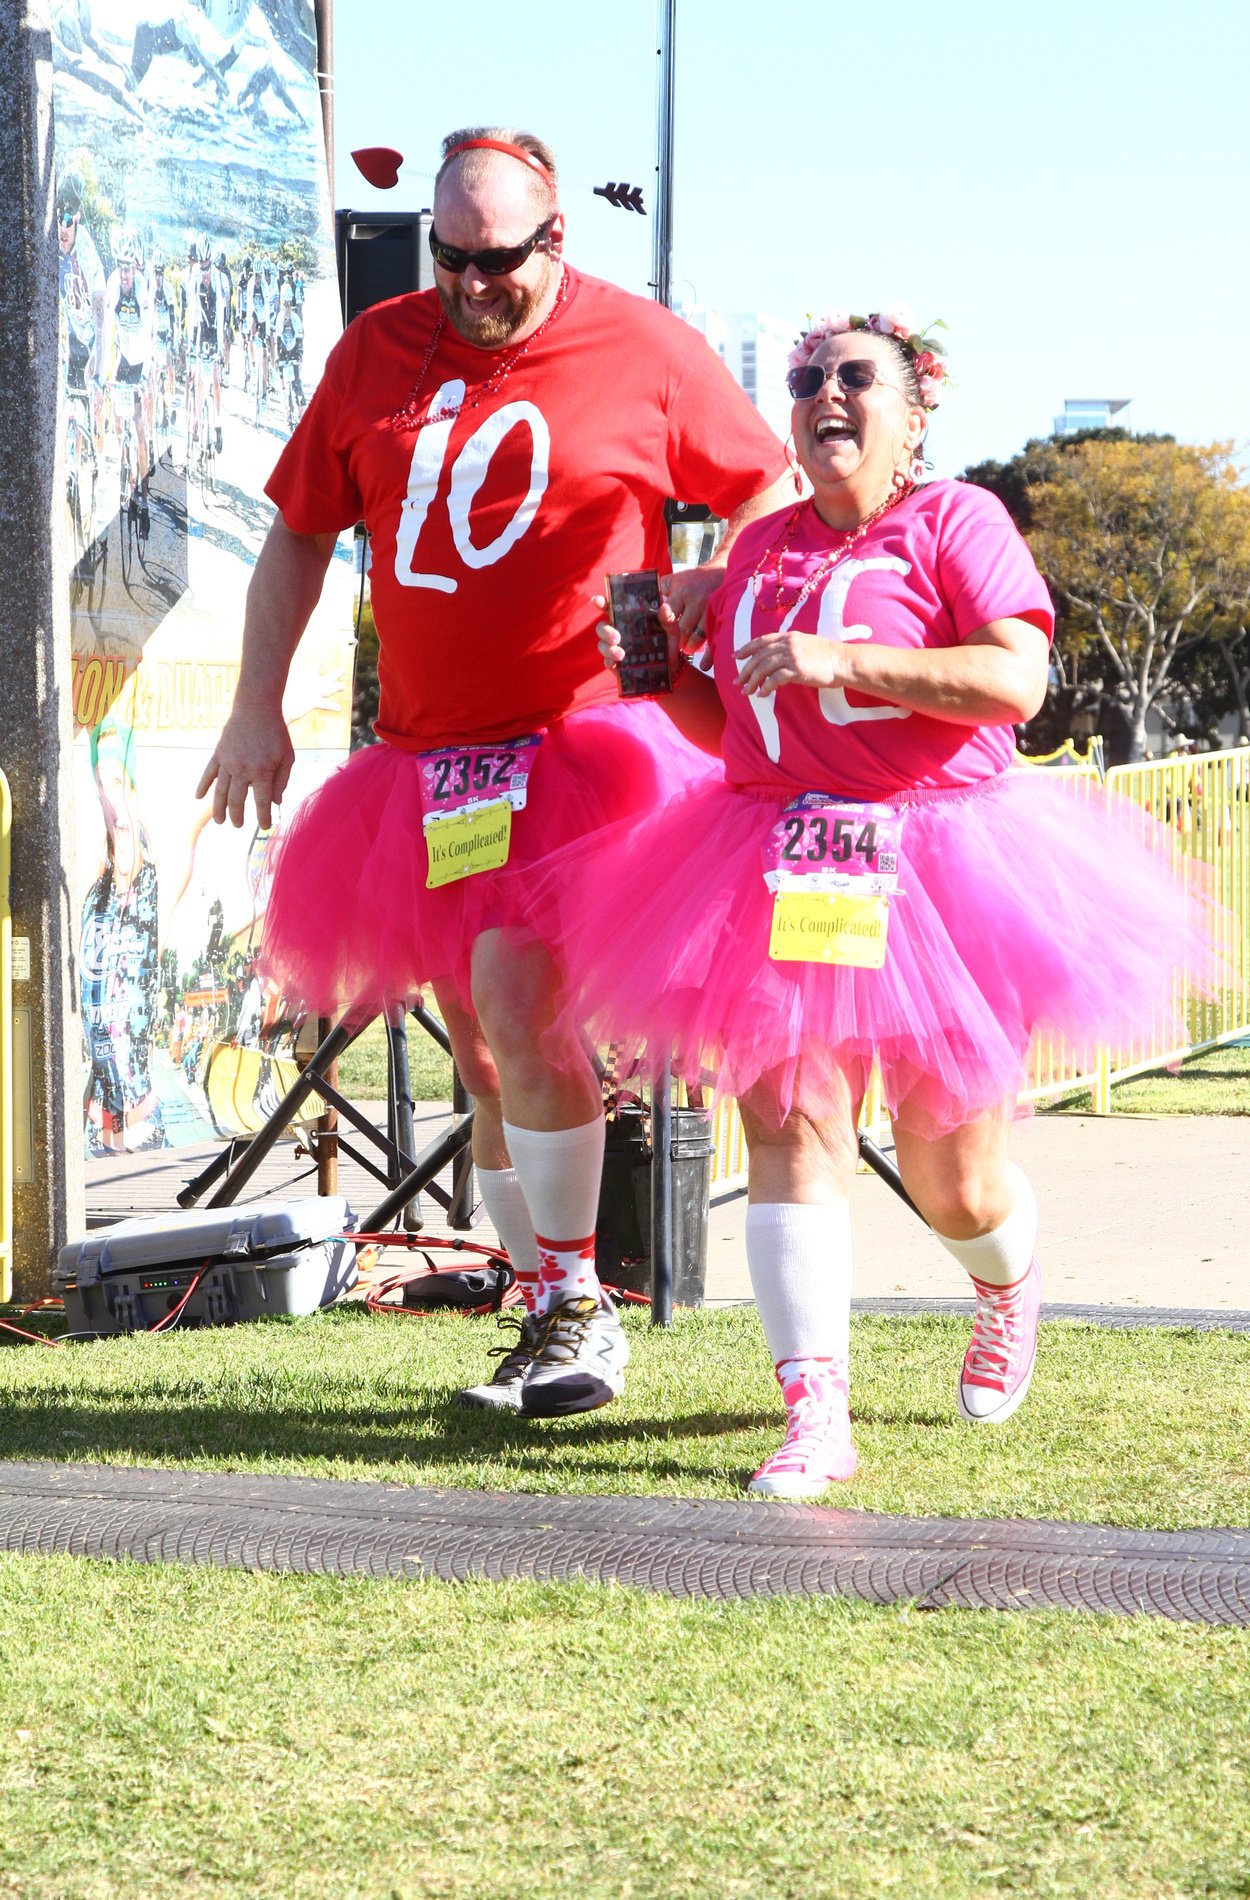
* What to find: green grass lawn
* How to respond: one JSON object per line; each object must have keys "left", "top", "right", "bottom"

{"left": 1, "top": 1557, "right": 1247, "bottom": 1900}
{"left": 1048, "top": 1042, "right": 1250, "bottom": 1116}
{"left": 335, "top": 1014, "right": 454, "bottom": 1102}
{"left": 2, "top": 1307, "right": 1247, "bottom": 1531}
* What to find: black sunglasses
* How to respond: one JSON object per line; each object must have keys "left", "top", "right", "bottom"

{"left": 786, "top": 359, "right": 898, "bottom": 400}
{"left": 428, "top": 216, "right": 553, "bottom": 278}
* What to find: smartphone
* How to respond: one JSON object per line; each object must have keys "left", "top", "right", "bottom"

{"left": 605, "top": 569, "right": 676, "bottom": 697}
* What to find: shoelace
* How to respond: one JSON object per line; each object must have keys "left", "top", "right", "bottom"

{"left": 487, "top": 1311, "right": 541, "bottom": 1375}
{"left": 966, "top": 1281, "right": 1028, "bottom": 1379}
{"left": 760, "top": 1403, "right": 850, "bottom": 1475}
{"left": 530, "top": 1297, "right": 601, "bottom": 1365}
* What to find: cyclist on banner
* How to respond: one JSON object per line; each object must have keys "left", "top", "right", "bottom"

{"left": 274, "top": 281, "right": 305, "bottom": 427}
{"left": 186, "top": 234, "right": 226, "bottom": 456}
{"left": 259, "top": 255, "right": 280, "bottom": 395}
{"left": 214, "top": 246, "right": 234, "bottom": 385}
{"left": 104, "top": 227, "right": 154, "bottom": 535}
{"left": 149, "top": 247, "right": 179, "bottom": 443}
{"left": 246, "top": 255, "right": 273, "bottom": 406}
{"left": 237, "top": 253, "right": 255, "bottom": 392}
{"left": 58, "top": 196, "right": 106, "bottom": 433}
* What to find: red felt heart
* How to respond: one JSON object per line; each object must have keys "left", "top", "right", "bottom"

{"left": 351, "top": 146, "right": 403, "bottom": 190}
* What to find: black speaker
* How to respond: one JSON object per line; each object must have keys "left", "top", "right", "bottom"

{"left": 335, "top": 209, "right": 433, "bottom": 326}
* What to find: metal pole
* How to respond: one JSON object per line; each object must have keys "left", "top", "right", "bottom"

{"left": 447, "top": 1063, "right": 476, "bottom": 1229}
{"left": 857, "top": 1133, "right": 924, "bottom": 1222}
{"left": 313, "top": 0, "right": 334, "bottom": 209}
{"left": 652, "top": 0, "right": 676, "bottom": 309}
{"left": 649, "top": 1060, "right": 674, "bottom": 1326}
{"left": 0, "top": 4, "right": 84, "bottom": 1296}
{"left": 205, "top": 1019, "right": 355, "bottom": 1207}
{"left": 385, "top": 1003, "right": 421, "bottom": 1231}
{"left": 314, "top": 1014, "right": 340, "bottom": 1196}
{"left": 648, "top": 0, "right": 677, "bottom": 1325}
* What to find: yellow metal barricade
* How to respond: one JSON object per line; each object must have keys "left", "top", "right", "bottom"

{"left": 0, "top": 771, "right": 11, "bottom": 1301}
{"left": 707, "top": 747, "right": 1250, "bottom": 1195}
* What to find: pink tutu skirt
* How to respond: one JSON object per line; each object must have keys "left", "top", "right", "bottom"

{"left": 259, "top": 700, "right": 718, "bottom": 1020}
{"left": 527, "top": 769, "right": 1222, "bottom": 1136}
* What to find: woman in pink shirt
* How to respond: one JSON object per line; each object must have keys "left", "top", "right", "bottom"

{"left": 541, "top": 310, "right": 1216, "bottom": 1496}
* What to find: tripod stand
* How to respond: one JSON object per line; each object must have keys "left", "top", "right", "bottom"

{"left": 176, "top": 1005, "right": 923, "bottom": 1326}
{"left": 176, "top": 1003, "right": 478, "bottom": 1235}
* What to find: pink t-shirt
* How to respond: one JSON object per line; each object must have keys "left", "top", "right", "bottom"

{"left": 267, "top": 268, "right": 787, "bottom": 750}
{"left": 710, "top": 479, "right": 1054, "bottom": 799}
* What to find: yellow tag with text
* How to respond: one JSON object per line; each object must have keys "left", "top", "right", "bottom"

{"left": 768, "top": 889, "right": 890, "bottom": 967}
{"left": 424, "top": 800, "right": 512, "bottom": 889}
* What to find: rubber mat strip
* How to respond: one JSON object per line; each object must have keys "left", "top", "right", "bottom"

{"left": 1, "top": 1462, "right": 1247, "bottom": 1626}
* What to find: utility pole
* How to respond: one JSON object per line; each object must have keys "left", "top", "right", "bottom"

{"left": 651, "top": 0, "right": 676, "bottom": 310}
{"left": 649, "top": 0, "right": 677, "bottom": 1322}
{"left": 0, "top": 3, "right": 85, "bottom": 1298}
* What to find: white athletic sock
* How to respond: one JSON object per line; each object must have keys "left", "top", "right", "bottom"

{"left": 502, "top": 1116, "right": 605, "bottom": 1315}
{"left": 745, "top": 1201, "right": 853, "bottom": 1372}
{"left": 932, "top": 1167, "right": 1038, "bottom": 1288}
{"left": 475, "top": 1166, "right": 542, "bottom": 1313}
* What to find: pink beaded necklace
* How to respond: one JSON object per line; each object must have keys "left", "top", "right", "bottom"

{"left": 389, "top": 268, "right": 570, "bottom": 433}
{"left": 752, "top": 483, "right": 913, "bottom": 615}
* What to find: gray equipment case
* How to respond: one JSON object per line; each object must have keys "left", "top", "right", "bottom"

{"left": 55, "top": 1197, "right": 357, "bottom": 1337}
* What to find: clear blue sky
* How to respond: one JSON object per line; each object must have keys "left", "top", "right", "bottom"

{"left": 331, "top": 0, "right": 1249, "bottom": 479}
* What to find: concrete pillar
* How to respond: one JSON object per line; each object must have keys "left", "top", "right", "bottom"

{"left": 0, "top": 3, "right": 84, "bottom": 1298}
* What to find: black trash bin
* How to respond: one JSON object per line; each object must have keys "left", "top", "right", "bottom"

{"left": 595, "top": 1101, "right": 714, "bottom": 1307}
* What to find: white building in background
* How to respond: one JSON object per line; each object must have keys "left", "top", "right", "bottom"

{"left": 682, "top": 306, "right": 795, "bottom": 443}
{"left": 1054, "top": 397, "right": 1132, "bottom": 436}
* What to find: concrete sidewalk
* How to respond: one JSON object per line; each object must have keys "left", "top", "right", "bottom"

{"left": 708, "top": 1112, "right": 1249, "bottom": 1311}
{"left": 83, "top": 1105, "right": 1248, "bottom": 1314}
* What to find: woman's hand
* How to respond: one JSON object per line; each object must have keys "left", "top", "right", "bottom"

{"left": 736, "top": 617, "right": 1050, "bottom": 722}
{"left": 735, "top": 631, "right": 843, "bottom": 697}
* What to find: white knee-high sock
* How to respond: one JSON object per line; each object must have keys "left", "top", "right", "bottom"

{"left": 501, "top": 1116, "right": 605, "bottom": 1314}
{"left": 745, "top": 1201, "right": 853, "bottom": 1376}
{"left": 475, "top": 1167, "right": 542, "bottom": 1312}
{"left": 932, "top": 1167, "right": 1038, "bottom": 1288}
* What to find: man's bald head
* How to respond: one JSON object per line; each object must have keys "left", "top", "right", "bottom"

{"left": 429, "top": 126, "right": 565, "bottom": 347}
{"left": 435, "top": 126, "right": 557, "bottom": 222}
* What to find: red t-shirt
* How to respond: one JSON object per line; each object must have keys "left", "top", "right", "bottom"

{"left": 711, "top": 480, "right": 1055, "bottom": 799}
{"left": 267, "top": 268, "right": 787, "bottom": 749}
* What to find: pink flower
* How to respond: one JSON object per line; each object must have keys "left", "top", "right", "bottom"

{"left": 872, "top": 306, "right": 918, "bottom": 340}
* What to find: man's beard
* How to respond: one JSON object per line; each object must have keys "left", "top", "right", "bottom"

{"left": 437, "top": 258, "right": 555, "bottom": 347}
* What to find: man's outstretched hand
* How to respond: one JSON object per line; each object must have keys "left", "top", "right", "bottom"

{"left": 196, "top": 703, "right": 294, "bottom": 830}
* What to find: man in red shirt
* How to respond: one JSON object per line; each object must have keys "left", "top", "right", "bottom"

{"left": 198, "top": 125, "right": 791, "bottom": 1416}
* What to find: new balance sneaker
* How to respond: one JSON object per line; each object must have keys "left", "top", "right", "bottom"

{"left": 748, "top": 1380, "right": 858, "bottom": 1498}
{"left": 520, "top": 1292, "right": 629, "bottom": 1417}
{"left": 456, "top": 1310, "right": 543, "bottom": 1412}
{"left": 958, "top": 1259, "right": 1042, "bottom": 1424}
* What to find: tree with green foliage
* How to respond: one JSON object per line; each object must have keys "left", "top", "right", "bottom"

{"left": 963, "top": 434, "right": 1250, "bottom": 761}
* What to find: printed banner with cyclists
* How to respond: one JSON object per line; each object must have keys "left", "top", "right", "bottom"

{"left": 54, "top": 0, "right": 353, "bottom": 1156}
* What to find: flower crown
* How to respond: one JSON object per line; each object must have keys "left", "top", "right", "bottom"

{"left": 789, "top": 308, "right": 950, "bottom": 410}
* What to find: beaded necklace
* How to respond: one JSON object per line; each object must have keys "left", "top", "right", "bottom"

{"left": 752, "top": 483, "right": 913, "bottom": 616}
{"left": 389, "top": 267, "right": 570, "bottom": 433}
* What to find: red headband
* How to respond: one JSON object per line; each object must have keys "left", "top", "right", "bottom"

{"left": 442, "top": 138, "right": 553, "bottom": 187}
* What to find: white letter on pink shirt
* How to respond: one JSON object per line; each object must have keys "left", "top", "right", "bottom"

{"left": 814, "top": 557, "right": 912, "bottom": 729}
{"left": 731, "top": 555, "right": 913, "bottom": 763}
